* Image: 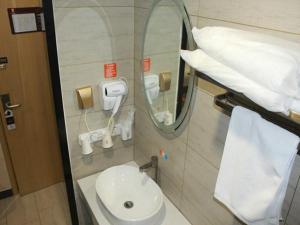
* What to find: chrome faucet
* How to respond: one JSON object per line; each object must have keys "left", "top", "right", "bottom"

{"left": 139, "top": 156, "right": 158, "bottom": 183}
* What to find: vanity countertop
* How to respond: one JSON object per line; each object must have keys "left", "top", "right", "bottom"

{"left": 77, "top": 161, "right": 191, "bottom": 225}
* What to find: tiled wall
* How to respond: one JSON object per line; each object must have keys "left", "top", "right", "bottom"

{"left": 134, "top": 0, "right": 300, "bottom": 225}
{"left": 52, "top": 0, "right": 135, "bottom": 224}
{"left": 0, "top": 142, "right": 11, "bottom": 192}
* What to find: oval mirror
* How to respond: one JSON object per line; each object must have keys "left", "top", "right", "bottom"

{"left": 142, "top": 0, "right": 195, "bottom": 133}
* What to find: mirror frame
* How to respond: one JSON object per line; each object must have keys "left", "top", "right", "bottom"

{"left": 141, "top": 0, "right": 196, "bottom": 134}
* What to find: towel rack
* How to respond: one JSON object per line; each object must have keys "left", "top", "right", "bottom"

{"left": 214, "top": 93, "right": 300, "bottom": 155}
{"left": 195, "top": 71, "right": 300, "bottom": 155}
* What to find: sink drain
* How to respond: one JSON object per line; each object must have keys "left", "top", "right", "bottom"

{"left": 124, "top": 201, "right": 134, "bottom": 209}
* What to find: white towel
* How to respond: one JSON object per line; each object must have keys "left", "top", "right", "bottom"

{"left": 180, "top": 49, "right": 300, "bottom": 115}
{"left": 192, "top": 26, "right": 300, "bottom": 99}
{"left": 215, "top": 106, "right": 299, "bottom": 225}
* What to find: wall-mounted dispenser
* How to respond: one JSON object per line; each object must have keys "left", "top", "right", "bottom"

{"left": 76, "top": 86, "right": 94, "bottom": 109}
{"left": 159, "top": 71, "right": 172, "bottom": 92}
{"left": 99, "top": 80, "right": 128, "bottom": 116}
{"left": 144, "top": 74, "right": 159, "bottom": 105}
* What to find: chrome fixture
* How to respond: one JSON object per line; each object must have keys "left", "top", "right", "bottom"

{"left": 139, "top": 156, "right": 158, "bottom": 183}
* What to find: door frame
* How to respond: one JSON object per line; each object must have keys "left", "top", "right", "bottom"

{"left": 42, "top": 1, "right": 79, "bottom": 224}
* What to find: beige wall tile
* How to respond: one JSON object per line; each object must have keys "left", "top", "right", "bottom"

{"left": 286, "top": 182, "right": 300, "bottom": 225}
{"left": 187, "top": 89, "right": 230, "bottom": 168}
{"left": 181, "top": 148, "right": 242, "bottom": 225}
{"left": 159, "top": 172, "right": 182, "bottom": 209}
{"left": 196, "top": 17, "right": 300, "bottom": 43}
{"left": 134, "top": 0, "right": 154, "bottom": 9}
{"left": 197, "top": 0, "right": 300, "bottom": 34}
{"left": 282, "top": 157, "right": 300, "bottom": 221}
{"left": 184, "top": 148, "right": 218, "bottom": 193}
{"left": 134, "top": 107, "right": 188, "bottom": 187}
{"left": 180, "top": 195, "right": 213, "bottom": 225}
{"left": 288, "top": 155, "right": 300, "bottom": 190}
{"left": 54, "top": 0, "right": 134, "bottom": 8}
{"left": 54, "top": 6, "right": 134, "bottom": 66}
{"left": 183, "top": 0, "right": 199, "bottom": 16}
{"left": 282, "top": 185, "right": 295, "bottom": 222}
{"left": 57, "top": 35, "right": 134, "bottom": 66}
{"left": 54, "top": 7, "right": 134, "bottom": 39}
{"left": 71, "top": 146, "right": 133, "bottom": 179}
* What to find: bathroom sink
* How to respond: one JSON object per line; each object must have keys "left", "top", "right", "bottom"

{"left": 95, "top": 165, "right": 164, "bottom": 225}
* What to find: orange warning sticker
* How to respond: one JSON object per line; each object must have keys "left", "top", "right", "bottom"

{"left": 143, "top": 58, "right": 151, "bottom": 72}
{"left": 104, "top": 63, "right": 117, "bottom": 78}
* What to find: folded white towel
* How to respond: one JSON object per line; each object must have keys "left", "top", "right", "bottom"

{"left": 192, "top": 26, "right": 300, "bottom": 99}
{"left": 180, "top": 49, "right": 300, "bottom": 115}
{"left": 214, "top": 106, "right": 299, "bottom": 225}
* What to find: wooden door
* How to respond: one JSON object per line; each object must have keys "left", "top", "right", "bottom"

{"left": 0, "top": 0, "right": 63, "bottom": 195}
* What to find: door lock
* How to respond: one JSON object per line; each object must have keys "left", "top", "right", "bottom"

{"left": 1, "top": 94, "right": 21, "bottom": 130}
{"left": 0, "top": 57, "right": 8, "bottom": 71}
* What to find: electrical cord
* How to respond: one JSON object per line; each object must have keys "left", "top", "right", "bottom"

{"left": 107, "top": 114, "right": 114, "bottom": 132}
{"left": 105, "top": 77, "right": 128, "bottom": 134}
{"left": 84, "top": 109, "right": 91, "bottom": 132}
{"left": 119, "top": 76, "right": 129, "bottom": 107}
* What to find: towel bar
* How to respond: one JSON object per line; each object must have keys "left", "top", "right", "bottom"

{"left": 214, "top": 93, "right": 300, "bottom": 155}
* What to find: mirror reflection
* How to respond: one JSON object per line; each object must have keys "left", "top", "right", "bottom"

{"left": 143, "top": 0, "right": 193, "bottom": 128}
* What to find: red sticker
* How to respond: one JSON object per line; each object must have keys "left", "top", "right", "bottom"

{"left": 143, "top": 58, "right": 151, "bottom": 72}
{"left": 104, "top": 63, "right": 117, "bottom": 78}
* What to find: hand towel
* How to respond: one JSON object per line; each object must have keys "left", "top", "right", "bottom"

{"left": 215, "top": 106, "right": 299, "bottom": 225}
{"left": 180, "top": 49, "right": 300, "bottom": 115}
{"left": 191, "top": 26, "right": 300, "bottom": 99}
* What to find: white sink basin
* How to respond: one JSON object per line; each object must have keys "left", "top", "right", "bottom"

{"left": 95, "top": 165, "right": 164, "bottom": 225}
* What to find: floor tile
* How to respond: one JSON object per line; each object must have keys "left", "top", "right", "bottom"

{"left": 0, "top": 217, "right": 6, "bottom": 225}
{"left": 34, "top": 183, "right": 65, "bottom": 211}
{"left": 0, "top": 183, "right": 71, "bottom": 225}
{"left": 39, "top": 205, "right": 71, "bottom": 225}
{"left": 5, "top": 194, "right": 39, "bottom": 225}
{"left": 0, "top": 196, "right": 18, "bottom": 218}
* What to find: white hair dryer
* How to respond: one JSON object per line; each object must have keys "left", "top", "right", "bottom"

{"left": 144, "top": 74, "right": 159, "bottom": 105}
{"left": 99, "top": 80, "right": 128, "bottom": 116}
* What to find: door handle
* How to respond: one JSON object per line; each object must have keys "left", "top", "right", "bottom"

{"left": 0, "top": 64, "right": 7, "bottom": 70}
{"left": 0, "top": 57, "right": 8, "bottom": 71}
{"left": 5, "top": 102, "right": 21, "bottom": 110}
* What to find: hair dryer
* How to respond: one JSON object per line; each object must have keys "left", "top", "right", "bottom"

{"left": 100, "top": 80, "right": 128, "bottom": 116}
